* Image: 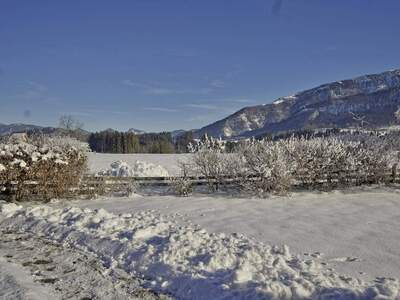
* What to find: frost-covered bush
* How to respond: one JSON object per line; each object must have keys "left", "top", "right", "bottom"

{"left": 236, "top": 140, "right": 296, "bottom": 195}
{"left": 188, "top": 134, "right": 400, "bottom": 196}
{"left": 39, "top": 136, "right": 90, "bottom": 154}
{"left": 189, "top": 138, "right": 296, "bottom": 195}
{"left": 289, "top": 137, "right": 351, "bottom": 186}
{"left": 189, "top": 134, "right": 239, "bottom": 190}
{"left": 125, "top": 181, "right": 140, "bottom": 197}
{"left": 171, "top": 160, "right": 196, "bottom": 196}
{"left": 192, "top": 150, "right": 227, "bottom": 191}
{"left": 289, "top": 135, "right": 397, "bottom": 186}
{"left": 188, "top": 134, "right": 226, "bottom": 153}
{"left": 170, "top": 177, "right": 193, "bottom": 196}
{"left": 0, "top": 137, "right": 88, "bottom": 201}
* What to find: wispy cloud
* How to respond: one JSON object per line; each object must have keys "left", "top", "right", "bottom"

{"left": 164, "top": 49, "right": 200, "bottom": 58}
{"left": 122, "top": 79, "right": 215, "bottom": 96}
{"left": 231, "top": 99, "right": 256, "bottom": 104}
{"left": 27, "top": 81, "right": 48, "bottom": 92}
{"left": 144, "top": 107, "right": 180, "bottom": 113}
{"left": 122, "top": 80, "right": 187, "bottom": 95}
{"left": 61, "top": 111, "right": 93, "bottom": 117}
{"left": 146, "top": 88, "right": 178, "bottom": 95}
{"left": 76, "top": 109, "right": 130, "bottom": 116}
{"left": 224, "top": 64, "right": 242, "bottom": 80}
{"left": 184, "top": 115, "right": 210, "bottom": 122}
{"left": 184, "top": 103, "right": 219, "bottom": 110}
{"left": 121, "top": 80, "right": 148, "bottom": 89}
{"left": 183, "top": 98, "right": 257, "bottom": 113}
{"left": 210, "top": 79, "right": 225, "bottom": 88}
{"left": 15, "top": 81, "right": 61, "bottom": 106}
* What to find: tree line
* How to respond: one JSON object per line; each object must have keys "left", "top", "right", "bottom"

{"left": 88, "top": 130, "right": 194, "bottom": 153}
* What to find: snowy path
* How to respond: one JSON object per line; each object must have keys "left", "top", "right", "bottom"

{"left": 0, "top": 230, "right": 169, "bottom": 300}
{"left": 0, "top": 254, "right": 57, "bottom": 300}
{"left": 71, "top": 187, "right": 400, "bottom": 281}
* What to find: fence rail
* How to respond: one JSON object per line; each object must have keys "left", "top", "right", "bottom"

{"left": 2, "top": 168, "right": 400, "bottom": 199}
{"left": 80, "top": 168, "right": 400, "bottom": 194}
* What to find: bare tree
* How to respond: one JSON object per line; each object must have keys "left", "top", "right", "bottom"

{"left": 59, "top": 115, "right": 84, "bottom": 131}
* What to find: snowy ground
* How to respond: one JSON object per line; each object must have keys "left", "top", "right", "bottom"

{"left": 0, "top": 229, "right": 168, "bottom": 300}
{"left": 1, "top": 153, "right": 399, "bottom": 299}
{"left": 0, "top": 253, "right": 56, "bottom": 300}
{"left": 69, "top": 186, "right": 400, "bottom": 281}
{"left": 1, "top": 187, "right": 400, "bottom": 299}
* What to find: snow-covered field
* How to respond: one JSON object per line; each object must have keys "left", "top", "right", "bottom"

{"left": 1, "top": 153, "right": 400, "bottom": 299}
{"left": 1, "top": 196, "right": 400, "bottom": 299}
{"left": 1, "top": 187, "right": 400, "bottom": 299}
{"left": 71, "top": 187, "right": 400, "bottom": 281}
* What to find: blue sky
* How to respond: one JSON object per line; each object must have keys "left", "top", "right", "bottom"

{"left": 1, "top": 0, "right": 400, "bottom": 132}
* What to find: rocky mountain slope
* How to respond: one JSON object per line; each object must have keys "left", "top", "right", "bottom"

{"left": 195, "top": 69, "right": 400, "bottom": 138}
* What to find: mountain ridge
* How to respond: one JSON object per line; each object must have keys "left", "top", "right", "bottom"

{"left": 195, "top": 69, "right": 400, "bottom": 138}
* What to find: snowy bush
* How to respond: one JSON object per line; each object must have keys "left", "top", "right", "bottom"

{"left": 170, "top": 159, "right": 196, "bottom": 196}
{"left": 289, "top": 137, "right": 350, "bottom": 186}
{"left": 190, "top": 142, "right": 231, "bottom": 191}
{"left": 0, "top": 137, "right": 88, "bottom": 201}
{"left": 188, "top": 134, "right": 226, "bottom": 153}
{"left": 170, "top": 177, "right": 193, "bottom": 196}
{"left": 188, "top": 134, "right": 400, "bottom": 195}
{"left": 290, "top": 135, "right": 397, "bottom": 186}
{"left": 236, "top": 140, "right": 296, "bottom": 195}
{"left": 125, "top": 181, "right": 140, "bottom": 197}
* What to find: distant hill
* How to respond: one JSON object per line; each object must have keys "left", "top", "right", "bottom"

{"left": 127, "top": 128, "right": 146, "bottom": 135}
{"left": 0, "top": 123, "right": 90, "bottom": 141}
{"left": 170, "top": 129, "right": 186, "bottom": 138}
{"left": 0, "top": 123, "right": 46, "bottom": 135}
{"left": 195, "top": 69, "right": 400, "bottom": 139}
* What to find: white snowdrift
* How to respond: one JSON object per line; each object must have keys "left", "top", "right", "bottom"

{"left": 0, "top": 203, "right": 398, "bottom": 300}
{"left": 97, "top": 160, "right": 169, "bottom": 177}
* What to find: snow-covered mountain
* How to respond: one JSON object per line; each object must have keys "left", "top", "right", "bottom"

{"left": 0, "top": 123, "right": 90, "bottom": 140}
{"left": 0, "top": 123, "right": 45, "bottom": 135}
{"left": 195, "top": 69, "right": 400, "bottom": 138}
{"left": 127, "top": 128, "right": 145, "bottom": 135}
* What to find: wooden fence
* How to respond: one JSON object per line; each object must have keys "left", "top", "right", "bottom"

{"left": 79, "top": 167, "right": 400, "bottom": 194}
{"left": 1, "top": 166, "right": 400, "bottom": 199}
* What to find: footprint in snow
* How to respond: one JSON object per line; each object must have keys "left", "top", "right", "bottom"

{"left": 330, "top": 257, "right": 361, "bottom": 262}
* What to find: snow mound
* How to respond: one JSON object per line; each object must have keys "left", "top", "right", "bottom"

{"left": 98, "top": 160, "right": 169, "bottom": 177}
{"left": 1, "top": 205, "right": 398, "bottom": 300}
{"left": 0, "top": 203, "right": 23, "bottom": 218}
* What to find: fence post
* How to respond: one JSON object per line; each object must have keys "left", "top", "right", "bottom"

{"left": 392, "top": 163, "right": 398, "bottom": 183}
